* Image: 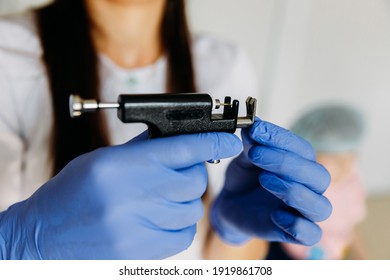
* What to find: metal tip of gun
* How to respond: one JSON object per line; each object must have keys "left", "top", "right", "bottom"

{"left": 236, "top": 96, "right": 257, "bottom": 128}
{"left": 69, "top": 94, "right": 119, "bottom": 118}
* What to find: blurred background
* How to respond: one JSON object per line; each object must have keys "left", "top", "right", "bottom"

{"left": 1, "top": 0, "right": 389, "bottom": 259}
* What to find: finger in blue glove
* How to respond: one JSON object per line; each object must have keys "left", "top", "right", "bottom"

{"left": 0, "top": 132, "right": 242, "bottom": 259}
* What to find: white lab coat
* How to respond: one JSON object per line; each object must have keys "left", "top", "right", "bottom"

{"left": 0, "top": 12, "right": 259, "bottom": 259}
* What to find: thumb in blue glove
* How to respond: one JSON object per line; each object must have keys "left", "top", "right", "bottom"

{"left": 211, "top": 118, "right": 332, "bottom": 246}
{"left": 0, "top": 132, "right": 242, "bottom": 259}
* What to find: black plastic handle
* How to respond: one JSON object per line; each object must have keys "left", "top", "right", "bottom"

{"left": 117, "top": 93, "right": 239, "bottom": 138}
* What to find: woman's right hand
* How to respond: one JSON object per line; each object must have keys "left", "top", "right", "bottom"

{"left": 0, "top": 132, "right": 242, "bottom": 259}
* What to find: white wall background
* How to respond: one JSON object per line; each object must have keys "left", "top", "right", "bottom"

{"left": 1, "top": 0, "right": 390, "bottom": 194}
{"left": 0, "top": 0, "right": 48, "bottom": 13}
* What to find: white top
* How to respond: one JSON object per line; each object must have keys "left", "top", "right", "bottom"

{"left": 0, "top": 12, "right": 259, "bottom": 259}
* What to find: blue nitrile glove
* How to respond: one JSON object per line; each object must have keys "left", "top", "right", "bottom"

{"left": 211, "top": 118, "right": 332, "bottom": 245}
{"left": 0, "top": 132, "right": 242, "bottom": 259}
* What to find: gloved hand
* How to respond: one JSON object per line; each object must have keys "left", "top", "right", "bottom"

{"left": 0, "top": 132, "right": 242, "bottom": 259}
{"left": 211, "top": 118, "right": 332, "bottom": 245}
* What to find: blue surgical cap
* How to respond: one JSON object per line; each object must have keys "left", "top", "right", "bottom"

{"left": 291, "top": 104, "right": 365, "bottom": 153}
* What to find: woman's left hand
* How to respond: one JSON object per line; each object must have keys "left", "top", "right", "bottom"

{"left": 210, "top": 118, "right": 333, "bottom": 245}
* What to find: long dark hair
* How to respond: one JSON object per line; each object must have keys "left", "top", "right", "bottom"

{"left": 36, "top": 0, "right": 195, "bottom": 175}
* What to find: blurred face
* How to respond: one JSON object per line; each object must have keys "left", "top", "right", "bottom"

{"left": 84, "top": 0, "right": 166, "bottom": 13}
{"left": 317, "top": 152, "right": 357, "bottom": 184}
{"left": 100, "top": 0, "right": 164, "bottom": 5}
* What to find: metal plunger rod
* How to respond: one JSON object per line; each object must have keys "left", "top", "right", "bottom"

{"left": 69, "top": 94, "right": 119, "bottom": 118}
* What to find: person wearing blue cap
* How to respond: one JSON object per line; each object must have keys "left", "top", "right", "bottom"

{"left": 267, "top": 104, "right": 368, "bottom": 260}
